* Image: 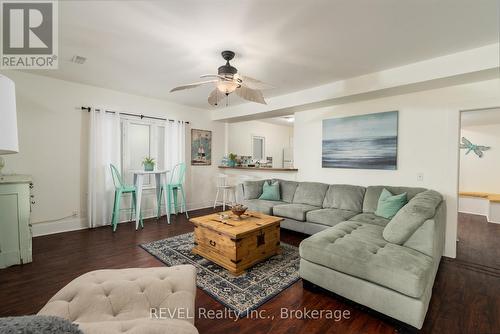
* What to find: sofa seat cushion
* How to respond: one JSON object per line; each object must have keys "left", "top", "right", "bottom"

{"left": 273, "top": 203, "right": 320, "bottom": 221}
{"left": 243, "top": 199, "right": 285, "bottom": 215}
{"left": 349, "top": 213, "right": 390, "bottom": 227}
{"left": 299, "top": 222, "right": 433, "bottom": 298}
{"left": 306, "top": 209, "right": 358, "bottom": 227}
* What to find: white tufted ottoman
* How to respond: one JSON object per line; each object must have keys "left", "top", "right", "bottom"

{"left": 38, "top": 265, "right": 198, "bottom": 334}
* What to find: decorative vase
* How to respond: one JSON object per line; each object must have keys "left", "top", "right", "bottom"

{"left": 231, "top": 205, "right": 248, "bottom": 219}
{"left": 228, "top": 160, "right": 236, "bottom": 167}
{"left": 144, "top": 163, "right": 154, "bottom": 171}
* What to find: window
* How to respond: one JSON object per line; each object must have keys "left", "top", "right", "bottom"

{"left": 252, "top": 135, "right": 265, "bottom": 161}
{"left": 128, "top": 123, "right": 151, "bottom": 172}
{"left": 121, "top": 118, "right": 165, "bottom": 186}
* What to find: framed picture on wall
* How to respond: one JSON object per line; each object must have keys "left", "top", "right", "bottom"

{"left": 322, "top": 111, "right": 398, "bottom": 170}
{"left": 191, "top": 129, "right": 212, "bottom": 165}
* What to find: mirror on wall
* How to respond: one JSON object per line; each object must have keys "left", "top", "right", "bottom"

{"left": 252, "top": 136, "right": 265, "bottom": 160}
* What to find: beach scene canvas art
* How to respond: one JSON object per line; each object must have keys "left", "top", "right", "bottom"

{"left": 191, "top": 129, "right": 212, "bottom": 165}
{"left": 322, "top": 111, "right": 398, "bottom": 170}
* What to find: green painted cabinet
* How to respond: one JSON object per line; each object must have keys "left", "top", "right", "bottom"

{"left": 0, "top": 175, "right": 33, "bottom": 269}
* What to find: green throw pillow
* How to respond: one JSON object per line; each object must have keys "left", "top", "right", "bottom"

{"left": 375, "top": 188, "right": 408, "bottom": 219}
{"left": 259, "top": 181, "right": 281, "bottom": 201}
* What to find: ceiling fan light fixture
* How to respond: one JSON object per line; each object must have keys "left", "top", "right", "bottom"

{"left": 170, "top": 50, "right": 271, "bottom": 105}
{"left": 217, "top": 80, "right": 239, "bottom": 94}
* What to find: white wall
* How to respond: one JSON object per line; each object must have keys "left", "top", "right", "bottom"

{"left": 459, "top": 124, "right": 500, "bottom": 193}
{"left": 294, "top": 79, "right": 500, "bottom": 258}
{"left": 227, "top": 120, "right": 293, "bottom": 168}
{"left": 0, "top": 70, "right": 225, "bottom": 235}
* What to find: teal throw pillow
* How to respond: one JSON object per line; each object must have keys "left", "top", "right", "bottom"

{"left": 375, "top": 188, "right": 408, "bottom": 219}
{"left": 259, "top": 181, "right": 281, "bottom": 201}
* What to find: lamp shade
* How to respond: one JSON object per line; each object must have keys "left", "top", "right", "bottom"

{"left": 0, "top": 75, "right": 18, "bottom": 154}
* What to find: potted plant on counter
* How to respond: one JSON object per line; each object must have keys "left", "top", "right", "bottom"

{"left": 142, "top": 157, "right": 155, "bottom": 171}
{"left": 228, "top": 153, "right": 237, "bottom": 167}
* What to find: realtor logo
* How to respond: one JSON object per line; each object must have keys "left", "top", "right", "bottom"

{"left": 1, "top": 0, "right": 58, "bottom": 69}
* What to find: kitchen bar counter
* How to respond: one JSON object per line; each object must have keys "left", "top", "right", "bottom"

{"left": 218, "top": 166, "right": 298, "bottom": 172}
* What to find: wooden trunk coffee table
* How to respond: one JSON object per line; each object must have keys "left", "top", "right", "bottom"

{"left": 189, "top": 211, "right": 283, "bottom": 275}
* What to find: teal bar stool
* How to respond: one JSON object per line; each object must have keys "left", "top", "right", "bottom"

{"left": 157, "top": 162, "right": 188, "bottom": 221}
{"left": 110, "top": 164, "right": 143, "bottom": 231}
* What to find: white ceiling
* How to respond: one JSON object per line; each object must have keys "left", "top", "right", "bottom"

{"left": 462, "top": 108, "right": 500, "bottom": 128}
{"left": 28, "top": 0, "right": 499, "bottom": 109}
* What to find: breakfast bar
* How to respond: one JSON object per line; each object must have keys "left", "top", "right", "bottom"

{"left": 218, "top": 166, "right": 299, "bottom": 181}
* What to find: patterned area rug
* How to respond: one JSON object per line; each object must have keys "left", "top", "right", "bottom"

{"left": 140, "top": 232, "right": 300, "bottom": 316}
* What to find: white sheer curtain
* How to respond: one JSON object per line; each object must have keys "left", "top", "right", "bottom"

{"left": 164, "top": 120, "right": 187, "bottom": 178}
{"left": 87, "top": 109, "right": 121, "bottom": 228}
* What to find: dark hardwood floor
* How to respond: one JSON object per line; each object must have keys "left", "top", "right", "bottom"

{"left": 456, "top": 212, "right": 500, "bottom": 269}
{"left": 0, "top": 209, "right": 499, "bottom": 334}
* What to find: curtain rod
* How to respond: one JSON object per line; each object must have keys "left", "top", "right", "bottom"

{"left": 80, "top": 106, "right": 190, "bottom": 124}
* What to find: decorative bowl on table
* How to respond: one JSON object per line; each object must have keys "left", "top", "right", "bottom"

{"left": 231, "top": 204, "right": 248, "bottom": 219}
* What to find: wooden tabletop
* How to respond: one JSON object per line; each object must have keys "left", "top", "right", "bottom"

{"left": 189, "top": 211, "right": 283, "bottom": 239}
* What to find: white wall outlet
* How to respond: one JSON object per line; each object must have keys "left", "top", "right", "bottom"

{"left": 417, "top": 173, "right": 424, "bottom": 182}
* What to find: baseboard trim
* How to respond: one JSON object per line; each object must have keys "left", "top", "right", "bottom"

{"left": 458, "top": 210, "right": 487, "bottom": 216}
{"left": 32, "top": 217, "right": 88, "bottom": 237}
{"left": 32, "top": 201, "right": 216, "bottom": 237}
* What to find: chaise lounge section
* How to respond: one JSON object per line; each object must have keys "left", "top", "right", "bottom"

{"left": 236, "top": 179, "right": 445, "bottom": 329}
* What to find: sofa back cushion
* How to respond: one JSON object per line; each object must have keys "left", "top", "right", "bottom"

{"left": 243, "top": 180, "right": 266, "bottom": 200}
{"left": 363, "top": 186, "right": 426, "bottom": 213}
{"left": 383, "top": 190, "right": 443, "bottom": 244}
{"left": 273, "top": 179, "right": 299, "bottom": 203}
{"left": 292, "top": 182, "right": 329, "bottom": 207}
{"left": 322, "top": 184, "right": 366, "bottom": 212}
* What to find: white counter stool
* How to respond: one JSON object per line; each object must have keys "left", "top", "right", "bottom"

{"left": 213, "top": 174, "right": 236, "bottom": 210}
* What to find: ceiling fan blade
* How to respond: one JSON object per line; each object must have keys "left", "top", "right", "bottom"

{"left": 170, "top": 80, "right": 217, "bottom": 93}
{"left": 200, "top": 74, "right": 232, "bottom": 81}
{"left": 235, "top": 86, "right": 267, "bottom": 105}
{"left": 208, "top": 88, "right": 226, "bottom": 106}
{"left": 238, "top": 74, "right": 275, "bottom": 90}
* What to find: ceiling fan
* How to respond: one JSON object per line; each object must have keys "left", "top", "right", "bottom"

{"left": 170, "top": 50, "right": 273, "bottom": 106}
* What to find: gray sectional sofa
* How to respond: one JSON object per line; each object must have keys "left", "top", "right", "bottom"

{"left": 235, "top": 179, "right": 446, "bottom": 329}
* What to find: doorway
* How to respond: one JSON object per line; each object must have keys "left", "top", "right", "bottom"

{"left": 458, "top": 107, "right": 500, "bottom": 269}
